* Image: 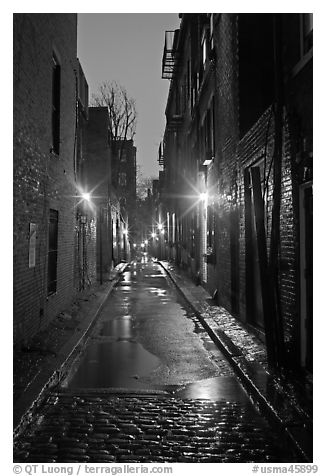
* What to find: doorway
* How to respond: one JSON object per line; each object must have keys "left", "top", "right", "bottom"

{"left": 299, "top": 182, "right": 313, "bottom": 371}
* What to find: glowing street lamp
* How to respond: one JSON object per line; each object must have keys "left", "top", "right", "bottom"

{"left": 82, "top": 192, "right": 91, "bottom": 202}
{"left": 199, "top": 192, "right": 208, "bottom": 202}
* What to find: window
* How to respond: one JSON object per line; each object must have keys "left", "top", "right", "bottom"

{"left": 48, "top": 209, "right": 58, "bottom": 295}
{"left": 301, "top": 13, "right": 313, "bottom": 56}
{"left": 238, "top": 14, "right": 274, "bottom": 137}
{"left": 201, "top": 25, "right": 209, "bottom": 73}
{"left": 207, "top": 205, "right": 215, "bottom": 250}
{"left": 290, "top": 13, "right": 313, "bottom": 77}
{"left": 209, "top": 14, "right": 214, "bottom": 50}
{"left": 51, "top": 53, "right": 61, "bottom": 154}
{"left": 187, "top": 60, "right": 191, "bottom": 100}
{"left": 201, "top": 28, "right": 208, "bottom": 66}
{"left": 119, "top": 172, "right": 127, "bottom": 187}
{"left": 120, "top": 150, "right": 127, "bottom": 163}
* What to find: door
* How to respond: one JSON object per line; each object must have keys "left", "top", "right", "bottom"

{"left": 244, "top": 165, "right": 265, "bottom": 329}
{"left": 300, "top": 183, "right": 313, "bottom": 371}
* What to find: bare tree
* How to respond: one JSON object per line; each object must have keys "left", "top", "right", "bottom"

{"left": 91, "top": 80, "right": 137, "bottom": 162}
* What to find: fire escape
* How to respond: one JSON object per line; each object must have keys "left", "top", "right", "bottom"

{"left": 162, "top": 30, "right": 179, "bottom": 80}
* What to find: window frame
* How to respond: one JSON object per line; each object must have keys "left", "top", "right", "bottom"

{"left": 47, "top": 209, "right": 59, "bottom": 295}
{"left": 51, "top": 53, "right": 61, "bottom": 155}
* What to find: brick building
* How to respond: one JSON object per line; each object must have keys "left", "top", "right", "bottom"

{"left": 112, "top": 139, "right": 137, "bottom": 254}
{"left": 74, "top": 61, "right": 97, "bottom": 291}
{"left": 159, "top": 13, "right": 313, "bottom": 372}
{"left": 13, "top": 14, "right": 81, "bottom": 346}
{"left": 82, "top": 106, "right": 115, "bottom": 282}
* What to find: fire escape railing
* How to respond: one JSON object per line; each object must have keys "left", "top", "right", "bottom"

{"left": 162, "top": 30, "right": 179, "bottom": 79}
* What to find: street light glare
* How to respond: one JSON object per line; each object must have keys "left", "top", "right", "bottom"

{"left": 82, "top": 192, "right": 91, "bottom": 202}
{"left": 199, "top": 192, "right": 208, "bottom": 202}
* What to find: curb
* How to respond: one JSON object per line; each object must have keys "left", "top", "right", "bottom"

{"left": 158, "top": 260, "right": 312, "bottom": 462}
{"left": 14, "top": 262, "right": 129, "bottom": 439}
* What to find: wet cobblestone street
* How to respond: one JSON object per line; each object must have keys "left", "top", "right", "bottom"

{"left": 14, "top": 393, "right": 301, "bottom": 463}
{"left": 14, "top": 259, "right": 304, "bottom": 463}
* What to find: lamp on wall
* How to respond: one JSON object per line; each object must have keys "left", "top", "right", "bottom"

{"left": 203, "top": 157, "right": 214, "bottom": 166}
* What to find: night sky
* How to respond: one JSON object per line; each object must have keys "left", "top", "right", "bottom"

{"left": 77, "top": 13, "right": 181, "bottom": 179}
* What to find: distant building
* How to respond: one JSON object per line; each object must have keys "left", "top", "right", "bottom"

{"left": 74, "top": 61, "right": 97, "bottom": 290}
{"left": 81, "top": 107, "right": 113, "bottom": 281}
{"left": 112, "top": 139, "right": 137, "bottom": 254}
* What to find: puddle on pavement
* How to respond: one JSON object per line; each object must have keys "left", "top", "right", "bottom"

{"left": 62, "top": 261, "right": 239, "bottom": 396}
{"left": 174, "top": 376, "right": 250, "bottom": 402}
{"left": 65, "top": 340, "right": 161, "bottom": 389}
{"left": 100, "top": 317, "right": 134, "bottom": 339}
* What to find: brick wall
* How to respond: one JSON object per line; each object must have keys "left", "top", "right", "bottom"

{"left": 161, "top": 13, "right": 311, "bottom": 369}
{"left": 237, "top": 107, "right": 298, "bottom": 358}
{"left": 206, "top": 14, "right": 299, "bottom": 362}
{"left": 13, "top": 14, "right": 78, "bottom": 345}
{"left": 84, "top": 107, "right": 112, "bottom": 278}
{"left": 207, "top": 14, "right": 239, "bottom": 311}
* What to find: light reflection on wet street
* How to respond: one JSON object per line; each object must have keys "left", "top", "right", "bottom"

{"left": 62, "top": 254, "right": 239, "bottom": 398}
{"left": 14, "top": 254, "right": 303, "bottom": 462}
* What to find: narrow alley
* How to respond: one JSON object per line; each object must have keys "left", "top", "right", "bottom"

{"left": 14, "top": 256, "right": 303, "bottom": 463}
{"left": 13, "top": 12, "right": 313, "bottom": 468}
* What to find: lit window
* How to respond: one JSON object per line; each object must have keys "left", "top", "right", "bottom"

{"left": 201, "top": 26, "right": 209, "bottom": 68}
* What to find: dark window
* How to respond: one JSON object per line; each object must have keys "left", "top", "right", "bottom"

{"left": 52, "top": 54, "right": 61, "bottom": 154}
{"left": 207, "top": 205, "right": 214, "bottom": 249}
{"left": 238, "top": 14, "right": 274, "bottom": 137}
{"left": 302, "top": 13, "right": 313, "bottom": 55}
{"left": 187, "top": 60, "right": 190, "bottom": 100}
{"left": 48, "top": 209, "right": 58, "bottom": 295}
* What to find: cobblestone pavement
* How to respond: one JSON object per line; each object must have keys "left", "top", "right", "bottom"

{"left": 13, "top": 258, "right": 306, "bottom": 463}
{"left": 160, "top": 261, "right": 313, "bottom": 423}
{"left": 14, "top": 392, "right": 302, "bottom": 463}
